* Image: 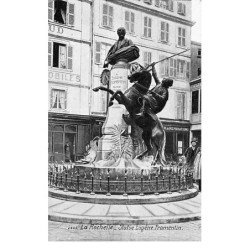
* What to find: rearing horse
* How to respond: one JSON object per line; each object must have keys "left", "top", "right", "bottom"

{"left": 93, "top": 69, "right": 152, "bottom": 119}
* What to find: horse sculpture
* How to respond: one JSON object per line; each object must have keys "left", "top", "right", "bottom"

{"left": 93, "top": 65, "right": 172, "bottom": 166}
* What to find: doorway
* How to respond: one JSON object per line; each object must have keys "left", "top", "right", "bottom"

{"left": 65, "top": 133, "right": 76, "bottom": 162}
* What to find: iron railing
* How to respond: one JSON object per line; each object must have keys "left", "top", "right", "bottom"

{"left": 48, "top": 162, "right": 194, "bottom": 195}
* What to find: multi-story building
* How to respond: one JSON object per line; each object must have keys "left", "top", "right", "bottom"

{"left": 190, "top": 41, "right": 201, "bottom": 146}
{"left": 92, "top": 0, "right": 193, "bottom": 159}
{"left": 48, "top": 0, "right": 98, "bottom": 162}
{"left": 48, "top": 0, "right": 194, "bottom": 162}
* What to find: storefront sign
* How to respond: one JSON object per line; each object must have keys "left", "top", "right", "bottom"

{"left": 48, "top": 71, "right": 81, "bottom": 83}
{"left": 164, "top": 126, "right": 189, "bottom": 132}
{"left": 48, "top": 23, "right": 64, "bottom": 34}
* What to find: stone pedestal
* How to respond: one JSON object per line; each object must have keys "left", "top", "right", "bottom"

{"left": 96, "top": 61, "right": 129, "bottom": 161}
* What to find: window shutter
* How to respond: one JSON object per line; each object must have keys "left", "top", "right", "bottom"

{"left": 48, "top": 1, "right": 53, "bottom": 21}
{"left": 125, "top": 11, "right": 129, "bottom": 21}
{"left": 95, "top": 42, "right": 101, "bottom": 64}
{"left": 67, "top": 45, "right": 73, "bottom": 70}
{"left": 177, "top": 93, "right": 181, "bottom": 119}
{"left": 169, "top": 58, "right": 173, "bottom": 77}
{"left": 64, "top": 91, "right": 67, "bottom": 110}
{"left": 108, "top": 6, "right": 113, "bottom": 28}
{"left": 186, "top": 61, "right": 190, "bottom": 80}
{"left": 170, "top": 0, "right": 173, "bottom": 11}
{"left": 174, "top": 59, "right": 177, "bottom": 77}
{"left": 48, "top": 41, "right": 52, "bottom": 67}
{"left": 143, "top": 52, "right": 147, "bottom": 67}
{"left": 131, "top": 12, "right": 135, "bottom": 33}
{"left": 166, "top": 23, "right": 169, "bottom": 42}
{"left": 160, "top": 22, "right": 165, "bottom": 41}
{"left": 68, "top": 3, "right": 75, "bottom": 26}
{"left": 159, "top": 55, "right": 165, "bottom": 76}
{"left": 103, "top": 4, "right": 108, "bottom": 26}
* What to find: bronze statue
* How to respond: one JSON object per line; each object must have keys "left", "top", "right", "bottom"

{"left": 103, "top": 27, "right": 139, "bottom": 67}
{"left": 93, "top": 64, "right": 173, "bottom": 166}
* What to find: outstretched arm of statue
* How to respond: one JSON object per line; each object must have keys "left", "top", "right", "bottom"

{"left": 152, "top": 63, "right": 161, "bottom": 85}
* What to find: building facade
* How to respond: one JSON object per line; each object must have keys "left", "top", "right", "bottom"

{"left": 48, "top": 0, "right": 104, "bottom": 162}
{"left": 48, "top": 0, "right": 194, "bottom": 162}
{"left": 91, "top": 0, "right": 193, "bottom": 159}
{"left": 190, "top": 41, "right": 201, "bottom": 146}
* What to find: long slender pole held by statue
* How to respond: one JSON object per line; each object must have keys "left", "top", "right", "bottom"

{"left": 146, "top": 48, "right": 190, "bottom": 71}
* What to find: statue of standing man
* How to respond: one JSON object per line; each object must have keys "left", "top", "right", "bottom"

{"left": 103, "top": 27, "right": 139, "bottom": 68}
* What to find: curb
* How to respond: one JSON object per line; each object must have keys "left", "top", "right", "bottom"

{"left": 48, "top": 186, "right": 199, "bottom": 205}
{"left": 48, "top": 212, "right": 201, "bottom": 225}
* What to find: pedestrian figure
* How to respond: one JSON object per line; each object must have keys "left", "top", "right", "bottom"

{"left": 193, "top": 147, "right": 201, "bottom": 191}
{"left": 65, "top": 142, "right": 71, "bottom": 163}
{"left": 184, "top": 138, "right": 199, "bottom": 169}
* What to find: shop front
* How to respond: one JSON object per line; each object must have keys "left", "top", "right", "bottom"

{"left": 161, "top": 119, "right": 190, "bottom": 161}
{"left": 48, "top": 112, "right": 105, "bottom": 162}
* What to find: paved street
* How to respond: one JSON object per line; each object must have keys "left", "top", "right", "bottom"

{"left": 49, "top": 220, "right": 201, "bottom": 241}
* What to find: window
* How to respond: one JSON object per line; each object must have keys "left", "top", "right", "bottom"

{"left": 198, "top": 67, "right": 201, "bottom": 76}
{"left": 160, "top": 21, "right": 169, "bottom": 43}
{"left": 48, "top": 41, "right": 73, "bottom": 70}
{"left": 155, "top": 0, "right": 174, "bottom": 11}
{"left": 177, "top": 2, "right": 186, "bottom": 16}
{"left": 102, "top": 4, "right": 113, "bottom": 28}
{"left": 159, "top": 55, "right": 168, "bottom": 77}
{"left": 192, "top": 90, "right": 199, "bottom": 114}
{"left": 198, "top": 48, "right": 201, "bottom": 58}
{"left": 169, "top": 58, "right": 177, "bottom": 78}
{"left": 176, "top": 92, "right": 185, "bottom": 120}
{"left": 125, "top": 11, "right": 135, "bottom": 34}
{"left": 177, "top": 59, "right": 186, "bottom": 79}
{"left": 143, "top": 51, "right": 152, "bottom": 68}
{"left": 143, "top": 16, "right": 152, "bottom": 38}
{"left": 95, "top": 42, "right": 111, "bottom": 65}
{"left": 51, "top": 89, "right": 67, "bottom": 110}
{"left": 48, "top": 0, "right": 75, "bottom": 26}
{"left": 177, "top": 27, "right": 186, "bottom": 47}
{"left": 144, "top": 0, "right": 152, "bottom": 4}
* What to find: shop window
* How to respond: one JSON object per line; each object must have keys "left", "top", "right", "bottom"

{"left": 192, "top": 90, "right": 199, "bottom": 114}
{"left": 65, "top": 125, "right": 77, "bottom": 133}
{"left": 165, "top": 132, "right": 174, "bottom": 155}
{"left": 51, "top": 89, "right": 67, "bottom": 110}
{"left": 48, "top": 0, "right": 75, "bottom": 26}
{"left": 125, "top": 11, "right": 135, "bottom": 34}
{"left": 53, "top": 125, "right": 64, "bottom": 132}
{"left": 177, "top": 27, "right": 186, "bottom": 47}
{"left": 160, "top": 21, "right": 169, "bottom": 43}
{"left": 143, "top": 16, "right": 152, "bottom": 38}
{"left": 102, "top": 4, "right": 113, "bottom": 29}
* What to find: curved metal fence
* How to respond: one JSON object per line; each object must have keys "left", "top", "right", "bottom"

{"left": 48, "top": 162, "right": 194, "bottom": 195}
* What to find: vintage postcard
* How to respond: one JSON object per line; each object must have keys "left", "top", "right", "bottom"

{"left": 48, "top": 0, "right": 201, "bottom": 241}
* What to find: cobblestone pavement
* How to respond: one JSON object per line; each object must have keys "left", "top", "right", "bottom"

{"left": 48, "top": 220, "right": 201, "bottom": 241}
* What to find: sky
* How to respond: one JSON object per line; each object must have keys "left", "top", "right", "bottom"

{"left": 191, "top": 0, "right": 201, "bottom": 43}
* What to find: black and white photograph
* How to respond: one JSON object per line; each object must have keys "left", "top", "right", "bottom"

{"left": 48, "top": 0, "right": 202, "bottom": 241}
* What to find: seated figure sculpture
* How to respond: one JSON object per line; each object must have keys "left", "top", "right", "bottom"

{"left": 103, "top": 27, "right": 139, "bottom": 67}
